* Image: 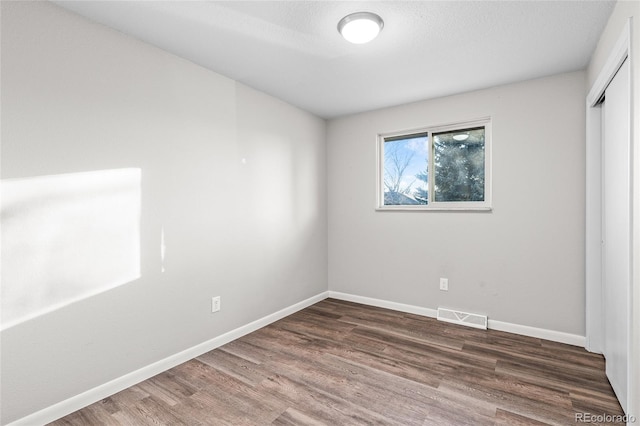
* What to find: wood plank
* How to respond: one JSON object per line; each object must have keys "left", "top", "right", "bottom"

{"left": 49, "top": 299, "right": 624, "bottom": 425}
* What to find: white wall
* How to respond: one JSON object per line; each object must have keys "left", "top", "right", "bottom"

{"left": 2, "top": 0, "right": 626, "bottom": 423}
{"left": 586, "top": 1, "right": 640, "bottom": 420}
{"left": 327, "top": 71, "right": 586, "bottom": 336}
{"left": 0, "top": 2, "right": 326, "bottom": 423}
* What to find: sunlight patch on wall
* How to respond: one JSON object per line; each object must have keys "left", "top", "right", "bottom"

{"left": 1, "top": 168, "right": 141, "bottom": 329}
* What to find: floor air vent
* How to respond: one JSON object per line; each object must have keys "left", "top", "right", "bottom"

{"left": 437, "top": 307, "right": 487, "bottom": 330}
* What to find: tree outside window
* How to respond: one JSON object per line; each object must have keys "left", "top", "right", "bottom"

{"left": 378, "top": 120, "right": 491, "bottom": 210}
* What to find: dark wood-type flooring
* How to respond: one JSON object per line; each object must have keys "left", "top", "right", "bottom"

{"left": 50, "top": 298, "right": 625, "bottom": 425}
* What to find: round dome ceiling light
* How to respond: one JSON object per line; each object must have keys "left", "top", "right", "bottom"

{"left": 338, "top": 12, "right": 384, "bottom": 44}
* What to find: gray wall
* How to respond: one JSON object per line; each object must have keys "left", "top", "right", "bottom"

{"left": 327, "top": 71, "right": 586, "bottom": 335}
{"left": 2, "top": 0, "right": 618, "bottom": 423}
{"left": 0, "top": 2, "right": 327, "bottom": 423}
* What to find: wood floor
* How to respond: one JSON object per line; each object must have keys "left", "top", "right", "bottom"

{"left": 50, "top": 299, "right": 625, "bottom": 425}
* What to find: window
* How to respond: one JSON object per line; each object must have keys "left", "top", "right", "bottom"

{"left": 377, "top": 119, "right": 491, "bottom": 210}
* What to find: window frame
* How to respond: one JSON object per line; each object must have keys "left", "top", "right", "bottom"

{"left": 376, "top": 118, "right": 492, "bottom": 211}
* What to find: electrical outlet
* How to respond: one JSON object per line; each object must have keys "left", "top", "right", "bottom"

{"left": 212, "top": 296, "right": 221, "bottom": 313}
{"left": 439, "top": 278, "right": 449, "bottom": 291}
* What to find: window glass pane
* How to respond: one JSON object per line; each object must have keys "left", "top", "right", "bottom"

{"left": 383, "top": 134, "right": 428, "bottom": 205}
{"left": 433, "top": 127, "right": 485, "bottom": 202}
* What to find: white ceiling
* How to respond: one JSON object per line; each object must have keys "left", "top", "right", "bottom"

{"left": 52, "top": 1, "right": 615, "bottom": 119}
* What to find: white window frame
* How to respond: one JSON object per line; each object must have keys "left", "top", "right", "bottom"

{"left": 376, "top": 118, "right": 492, "bottom": 211}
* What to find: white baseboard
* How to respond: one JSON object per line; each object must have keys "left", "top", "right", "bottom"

{"left": 9, "top": 291, "right": 329, "bottom": 426}
{"left": 488, "top": 319, "right": 586, "bottom": 347}
{"left": 328, "top": 291, "right": 586, "bottom": 347}
{"left": 11, "top": 290, "right": 586, "bottom": 425}
{"left": 328, "top": 291, "right": 438, "bottom": 318}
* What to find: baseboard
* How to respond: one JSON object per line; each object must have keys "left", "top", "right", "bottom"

{"left": 328, "top": 291, "right": 586, "bottom": 347}
{"left": 10, "top": 290, "right": 586, "bottom": 425}
{"left": 328, "top": 291, "right": 438, "bottom": 318}
{"left": 8, "top": 291, "right": 329, "bottom": 426}
{"left": 488, "top": 319, "right": 586, "bottom": 347}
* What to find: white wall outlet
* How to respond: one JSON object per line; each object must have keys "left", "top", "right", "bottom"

{"left": 439, "top": 278, "right": 449, "bottom": 291}
{"left": 211, "top": 296, "right": 221, "bottom": 313}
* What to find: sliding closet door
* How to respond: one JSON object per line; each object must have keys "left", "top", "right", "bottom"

{"left": 602, "top": 58, "right": 630, "bottom": 413}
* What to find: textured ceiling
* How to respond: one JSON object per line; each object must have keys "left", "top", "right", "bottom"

{"left": 52, "top": 1, "right": 615, "bottom": 119}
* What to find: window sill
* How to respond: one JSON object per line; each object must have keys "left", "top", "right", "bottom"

{"left": 375, "top": 206, "right": 492, "bottom": 212}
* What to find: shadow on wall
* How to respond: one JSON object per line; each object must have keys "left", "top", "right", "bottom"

{"left": 1, "top": 168, "right": 141, "bottom": 330}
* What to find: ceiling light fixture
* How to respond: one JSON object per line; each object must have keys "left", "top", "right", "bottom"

{"left": 338, "top": 12, "right": 384, "bottom": 44}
